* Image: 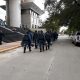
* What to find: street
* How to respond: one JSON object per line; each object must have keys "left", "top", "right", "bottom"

{"left": 0, "top": 35, "right": 80, "bottom": 80}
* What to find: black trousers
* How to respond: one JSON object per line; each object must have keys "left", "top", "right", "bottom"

{"left": 0, "top": 40, "right": 2, "bottom": 45}
{"left": 39, "top": 41, "right": 44, "bottom": 52}
{"left": 46, "top": 41, "right": 51, "bottom": 50}
{"left": 34, "top": 40, "right": 38, "bottom": 49}
{"left": 24, "top": 43, "right": 31, "bottom": 53}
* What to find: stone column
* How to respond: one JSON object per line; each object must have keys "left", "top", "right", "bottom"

{"left": 6, "top": 0, "right": 10, "bottom": 26}
{"left": 6, "top": 0, "right": 21, "bottom": 27}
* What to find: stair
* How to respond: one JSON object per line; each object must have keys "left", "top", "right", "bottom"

{"left": 0, "top": 26, "right": 24, "bottom": 43}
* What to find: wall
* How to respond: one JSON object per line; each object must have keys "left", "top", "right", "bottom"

{"left": 21, "top": 10, "right": 31, "bottom": 28}
{"left": 7, "top": 0, "right": 21, "bottom": 27}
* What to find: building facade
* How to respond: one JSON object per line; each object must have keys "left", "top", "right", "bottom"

{"left": 21, "top": 0, "right": 43, "bottom": 29}
{"left": 21, "top": 9, "right": 40, "bottom": 29}
{"left": 4, "top": 0, "right": 43, "bottom": 29}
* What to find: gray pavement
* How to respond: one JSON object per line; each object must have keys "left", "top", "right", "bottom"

{"left": 0, "top": 35, "right": 80, "bottom": 80}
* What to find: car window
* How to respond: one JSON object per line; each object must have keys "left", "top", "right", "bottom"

{"left": 77, "top": 32, "right": 80, "bottom": 35}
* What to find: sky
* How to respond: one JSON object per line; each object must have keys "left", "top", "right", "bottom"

{"left": 0, "top": 0, "right": 6, "bottom": 20}
{"left": 34, "top": 0, "right": 45, "bottom": 10}
{"left": 35, "top": 0, "right": 49, "bottom": 22}
{"left": 0, "top": 0, "right": 5, "bottom": 5}
{"left": 34, "top": 0, "right": 49, "bottom": 21}
{"left": 60, "top": 26, "right": 68, "bottom": 32}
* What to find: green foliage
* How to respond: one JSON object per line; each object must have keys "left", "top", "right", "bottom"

{"left": 42, "top": 14, "right": 60, "bottom": 31}
{"left": 44, "top": 0, "right": 80, "bottom": 33}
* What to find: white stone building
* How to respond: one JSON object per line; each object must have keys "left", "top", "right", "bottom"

{"left": 21, "top": 1, "right": 43, "bottom": 29}
{"left": 1, "top": 0, "right": 44, "bottom": 29}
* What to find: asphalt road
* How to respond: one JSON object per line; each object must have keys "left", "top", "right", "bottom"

{"left": 0, "top": 35, "right": 80, "bottom": 80}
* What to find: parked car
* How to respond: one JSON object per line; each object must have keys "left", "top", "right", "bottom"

{"left": 71, "top": 31, "right": 80, "bottom": 45}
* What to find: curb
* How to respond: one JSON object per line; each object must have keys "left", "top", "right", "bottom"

{"left": 0, "top": 45, "right": 21, "bottom": 53}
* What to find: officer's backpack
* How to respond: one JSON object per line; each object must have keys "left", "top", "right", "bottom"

{"left": 38, "top": 34, "right": 45, "bottom": 40}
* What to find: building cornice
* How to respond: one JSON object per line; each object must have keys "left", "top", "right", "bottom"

{"left": 21, "top": 2, "right": 44, "bottom": 15}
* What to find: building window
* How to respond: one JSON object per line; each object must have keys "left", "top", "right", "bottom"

{"left": 35, "top": 25, "right": 36, "bottom": 28}
{"left": 36, "top": 19, "right": 37, "bottom": 24}
{"left": 33, "top": 18, "right": 34, "bottom": 23}
{"left": 30, "top": 10, "right": 31, "bottom": 14}
{"left": 34, "top": 13, "right": 35, "bottom": 16}
{"left": 32, "top": 24, "right": 34, "bottom": 28}
{"left": 33, "top": 12, "right": 34, "bottom": 16}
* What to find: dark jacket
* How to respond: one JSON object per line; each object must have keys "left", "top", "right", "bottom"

{"left": 45, "top": 32, "right": 51, "bottom": 42}
{"left": 38, "top": 33, "right": 45, "bottom": 43}
{"left": 33, "top": 32, "right": 38, "bottom": 42}
{"left": 22, "top": 33, "right": 31, "bottom": 46}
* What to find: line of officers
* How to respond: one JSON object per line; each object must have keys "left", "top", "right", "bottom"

{"left": 21, "top": 30, "right": 58, "bottom": 53}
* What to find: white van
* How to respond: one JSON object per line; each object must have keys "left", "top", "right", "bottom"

{"left": 72, "top": 31, "right": 80, "bottom": 45}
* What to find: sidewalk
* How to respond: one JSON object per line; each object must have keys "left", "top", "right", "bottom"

{"left": 0, "top": 41, "right": 21, "bottom": 53}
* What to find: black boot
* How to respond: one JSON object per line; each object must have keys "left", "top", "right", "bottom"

{"left": 46, "top": 46, "right": 47, "bottom": 50}
{"left": 29, "top": 46, "right": 31, "bottom": 52}
{"left": 24, "top": 46, "right": 26, "bottom": 53}
{"left": 40, "top": 48, "right": 42, "bottom": 52}
{"left": 43, "top": 45, "right": 44, "bottom": 51}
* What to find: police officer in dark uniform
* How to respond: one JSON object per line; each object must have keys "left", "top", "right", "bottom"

{"left": 45, "top": 31, "right": 51, "bottom": 50}
{"left": 38, "top": 30, "right": 45, "bottom": 52}
{"left": 22, "top": 31, "right": 32, "bottom": 53}
{"left": 33, "top": 30, "right": 38, "bottom": 49}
